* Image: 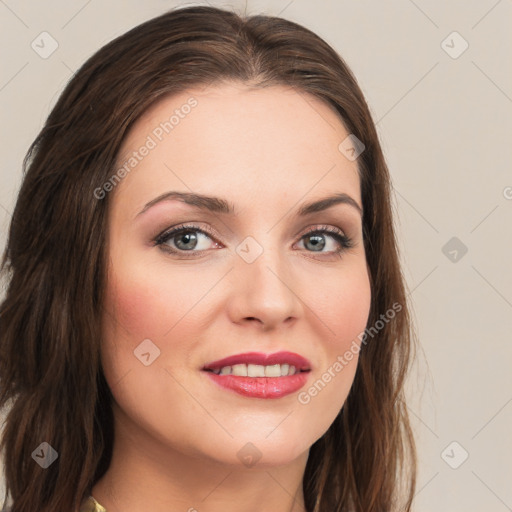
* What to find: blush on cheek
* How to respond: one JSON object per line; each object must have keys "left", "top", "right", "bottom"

{"left": 104, "top": 271, "right": 175, "bottom": 342}
{"left": 346, "top": 293, "right": 372, "bottom": 348}
{"left": 321, "top": 273, "right": 372, "bottom": 351}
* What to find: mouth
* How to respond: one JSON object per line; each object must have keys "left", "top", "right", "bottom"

{"left": 201, "top": 351, "right": 311, "bottom": 399}
{"left": 202, "top": 351, "right": 311, "bottom": 375}
{"left": 204, "top": 363, "right": 306, "bottom": 377}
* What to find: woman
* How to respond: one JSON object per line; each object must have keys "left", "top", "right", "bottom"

{"left": 0, "top": 6, "right": 417, "bottom": 512}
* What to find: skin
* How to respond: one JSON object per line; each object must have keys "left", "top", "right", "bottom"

{"left": 92, "top": 82, "right": 372, "bottom": 512}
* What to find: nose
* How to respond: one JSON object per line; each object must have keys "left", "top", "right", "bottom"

{"left": 225, "top": 241, "right": 303, "bottom": 330}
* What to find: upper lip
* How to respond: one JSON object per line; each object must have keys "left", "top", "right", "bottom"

{"left": 202, "top": 351, "right": 311, "bottom": 371}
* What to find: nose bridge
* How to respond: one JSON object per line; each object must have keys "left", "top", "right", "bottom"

{"left": 244, "top": 239, "right": 284, "bottom": 285}
{"left": 239, "top": 231, "right": 282, "bottom": 283}
{"left": 229, "top": 230, "right": 301, "bottom": 324}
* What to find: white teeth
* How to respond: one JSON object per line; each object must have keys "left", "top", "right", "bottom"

{"left": 212, "top": 363, "right": 300, "bottom": 377}
{"left": 264, "top": 364, "right": 281, "bottom": 377}
{"left": 247, "top": 364, "right": 266, "bottom": 377}
{"left": 231, "top": 364, "right": 247, "bottom": 376}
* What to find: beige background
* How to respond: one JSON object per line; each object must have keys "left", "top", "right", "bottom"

{"left": 1, "top": 1, "right": 511, "bottom": 510}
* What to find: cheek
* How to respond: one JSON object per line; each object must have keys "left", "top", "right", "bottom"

{"left": 300, "top": 261, "right": 371, "bottom": 409}
{"left": 104, "top": 258, "right": 191, "bottom": 341}
{"left": 99, "top": 259, "right": 179, "bottom": 387}
{"left": 313, "top": 261, "right": 372, "bottom": 352}
{"left": 289, "top": 267, "right": 371, "bottom": 450}
{"left": 100, "top": 252, "right": 214, "bottom": 387}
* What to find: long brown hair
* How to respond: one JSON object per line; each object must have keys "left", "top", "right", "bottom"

{"left": 0, "top": 6, "right": 416, "bottom": 511}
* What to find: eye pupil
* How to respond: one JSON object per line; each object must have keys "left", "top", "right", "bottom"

{"left": 305, "top": 234, "right": 325, "bottom": 251}
{"left": 175, "top": 230, "right": 198, "bottom": 250}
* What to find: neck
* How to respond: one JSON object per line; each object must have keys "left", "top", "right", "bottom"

{"left": 92, "top": 410, "right": 309, "bottom": 512}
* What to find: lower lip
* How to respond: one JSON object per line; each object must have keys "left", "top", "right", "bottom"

{"left": 203, "top": 371, "right": 310, "bottom": 399}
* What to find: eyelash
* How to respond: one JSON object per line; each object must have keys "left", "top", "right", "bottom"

{"left": 153, "top": 223, "right": 354, "bottom": 259}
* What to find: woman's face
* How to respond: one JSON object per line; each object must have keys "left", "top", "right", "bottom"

{"left": 101, "top": 82, "right": 371, "bottom": 468}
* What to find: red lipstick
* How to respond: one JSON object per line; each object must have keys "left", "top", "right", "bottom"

{"left": 202, "top": 351, "right": 311, "bottom": 399}
{"left": 203, "top": 351, "right": 311, "bottom": 371}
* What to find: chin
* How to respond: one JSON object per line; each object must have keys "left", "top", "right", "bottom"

{"left": 202, "top": 435, "right": 311, "bottom": 469}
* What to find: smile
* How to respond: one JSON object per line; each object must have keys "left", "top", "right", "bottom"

{"left": 201, "top": 351, "right": 311, "bottom": 398}
{"left": 206, "top": 363, "right": 301, "bottom": 377}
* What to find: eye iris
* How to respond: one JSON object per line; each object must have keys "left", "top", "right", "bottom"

{"left": 175, "top": 230, "right": 198, "bottom": 250}
{"left": 305, "top": 233, "right": 325, "bottom": 251}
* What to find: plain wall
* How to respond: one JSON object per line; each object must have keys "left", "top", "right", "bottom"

{"left": 1, "top": 1, "right": 511, "bottom": 510}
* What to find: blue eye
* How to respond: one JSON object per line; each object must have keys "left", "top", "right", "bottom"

{"left": 155, "top": 225, "right": 218, "bottom": 252}
{"left": 154, "top": 223, "right": 353, "bottom": 258}
{"left": 297, "top": 227, "right": 353, "bottom": 253}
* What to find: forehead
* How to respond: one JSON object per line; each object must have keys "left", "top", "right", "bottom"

{"left": 112, "top": 82, "right": 362, "bottom": 213}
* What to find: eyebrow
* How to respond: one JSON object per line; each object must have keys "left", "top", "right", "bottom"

{"left": 136, "top": 191, "right": 363, "bottom": 218}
